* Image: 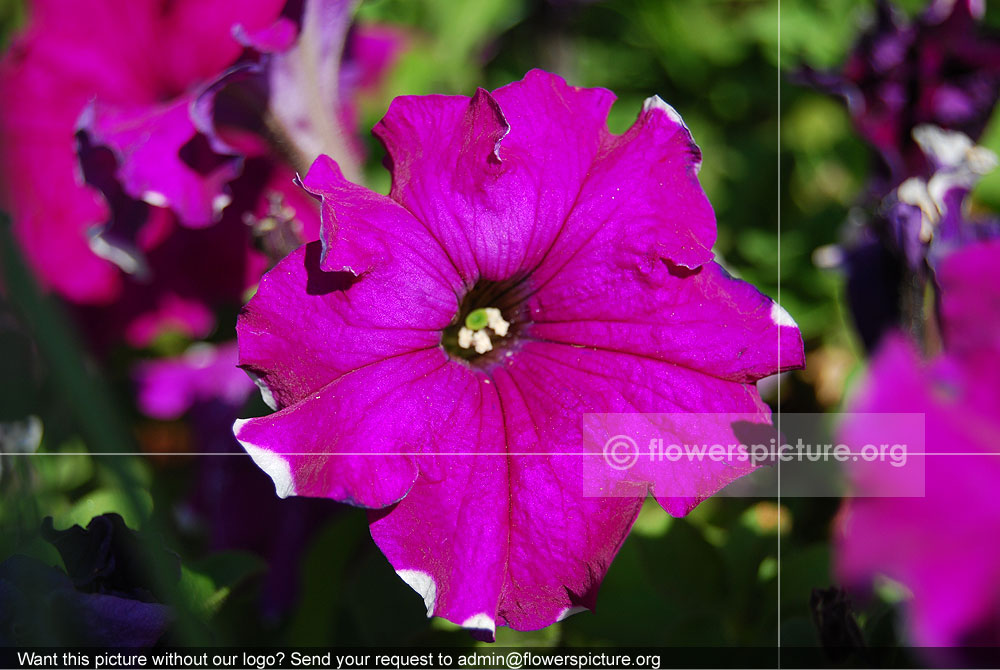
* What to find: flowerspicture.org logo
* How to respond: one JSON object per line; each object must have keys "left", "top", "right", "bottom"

{"left": 586, "top": 413, "right": 925, "bottom": 499}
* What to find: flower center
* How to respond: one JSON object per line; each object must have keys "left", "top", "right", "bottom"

{"left": 243, "top": 190, "right": 307, "bottom": 263}
{"left": 442, "top": 278, "right": 528, "bottom": 366}
{"left": 458, "top": 306, "right": 510, "bottom": 355}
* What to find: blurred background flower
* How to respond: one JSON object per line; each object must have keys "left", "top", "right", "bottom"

{"left": 836, "top": 240, "right": 1000, "bottom": 658}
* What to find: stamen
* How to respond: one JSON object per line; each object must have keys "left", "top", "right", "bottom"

{"left": 472, "top": 330, "right": 493, "bottom": 354}
{"left": 242, "top": 191, "right": 305, "bottom": 261}
{"left": 484, "top": 307, "right": 509, "bottom": 337}
{"left": 458, "top": 327, "right": 474, "bottom": 349}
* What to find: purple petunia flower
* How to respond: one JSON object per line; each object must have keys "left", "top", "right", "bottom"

{"left": 836, "top": 238, "right": 1000, "bottom": 651}
{"left": 799, "top": 0, "right": 1000, "bottom": 191}
{"left": 233, "top": 70, "right": 804, "bottom": 637}
{"left": 0, "top": 0, "right": 285, "bottom": 303}
{"left": 825, "top": 123, "right": 999, "bottom": 352}
{"left": 0, "top": 514, "right": 177, "bottom": 646}
{"left": 887, "top": 124, "right": 1000, "bottom": 271}
{"left": 0, "top": 555, "right": 172, "bottom": 646}
{"left": 0, "top": 0, "right": 401, "bottom": 349}
{"left": 195, "top": 0, "right": 405, "bottom": 185}
{"left": 801, "top": 1, "right": 1000, "bottom": 353}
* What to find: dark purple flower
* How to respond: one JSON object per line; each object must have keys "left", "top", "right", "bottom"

{"left": 233, "top": 70, "right": 804, "bottom": 636}
{"left": 799, "top": 0, "right": 1000, "bottom": 190}
{"left": 888, "top": 125, "right": 1000, "bottom": 271}
{"left": 0, "top": 513, "right": 178, "bottom": 646}
{"left": 828, "top": 124, "right": 999, "bottom": 351}
{"left": 841, "top": 235, "right": 905, "bottom": 353}
{"left": 40, "top": 514, "right": 180, "bottom": 602}
{"left": 0, "top": 555, "right": 171, "bottom": 646}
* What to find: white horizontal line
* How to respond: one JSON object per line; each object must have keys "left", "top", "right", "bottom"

{"left": 8, "top": 452, "right": 1000, "bottom": 457}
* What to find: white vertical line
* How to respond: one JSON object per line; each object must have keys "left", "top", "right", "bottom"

{"left": 776, "top": 0, "right": 783, "bottom": 660}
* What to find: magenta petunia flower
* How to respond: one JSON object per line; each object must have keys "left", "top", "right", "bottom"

{"left": 836, "top": 239, "right": 1000, "bottom": 650}
{"left": 233, "top": 70, "right": 804, "bottom": 637}
{"left": 134, "top": 341, "right": 254, "bottom": 421}
{"left": 0, "top": 0, "right": 400, "bottom": 350}
{"left": 0, "top": 0, "right": 284, "bottom": 302}
{"left": 193, "top": 0, "right": 406, "bottom": 188}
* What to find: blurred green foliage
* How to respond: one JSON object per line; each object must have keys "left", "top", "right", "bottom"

{"left": 0, "top": 0, "right": 24, "bottom": 48}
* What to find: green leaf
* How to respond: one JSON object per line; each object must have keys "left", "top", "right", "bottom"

{"left": 54, "top": 487, "right": 154, "bottom": 530}
{"left": 177, "top": 551, "right": 267, "bottom": 618}
{"left": 34, "top": 442, "right": 94, "bottom": 492}
{"left": 288, "top": 512, "right": 369, "bottom": 645}
{"left": 488, "top": 621, "right": 561, "bottom": 648}
{"left": 0, "top": 213, "right": 147, "bottom": 522}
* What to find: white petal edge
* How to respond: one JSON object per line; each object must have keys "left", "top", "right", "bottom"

{"left": 86, "top": 227, "right": 150, "bottom": 278}
{"left": 233, "top": 418, "right": 296, "bottom": 498}
{"left": 246, "top": 371, "right": 278, "bottom": 411}
{"left": 461, "top": 613, "right": 496, "bottom": 635}
{"left": 642, "top": 94, "right": 685, "bottom": 126}
{"left": 642, "top": 95, "right": 701, "bottom": 173}
{"left": 770, "top": 302, "right": 798, "bottom": 328}
{"left": 912, "top": 125, "right": 971, "bottom": 167}
{"left": 396, "top": 569, "right": 437, "bottom": 617}
{"left": 556, "top": 606, "right": 589, "bottom": 622}
{"left": 141, "top": 190, "right": 168, "bottom": 208}
{"left": 212, "top": 193, "right": 232, "bottom": 217}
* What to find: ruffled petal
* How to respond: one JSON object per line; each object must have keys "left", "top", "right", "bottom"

{"left": 368, "top": 377, "right": 508, "bottom": 641}
{"left": 528, "top": 259, "right": 805, "bottom": 382}
{"left": 200, "top": 0, "right": 364, "bottom": 178}
{"left": 77, "top": 98, "right": 241, "bottom": 228}
{"left": 372, "top": 340, "right": 772, "bottom": 633}
{"left": 544, "top": 94, "right": 714, "bottom": 274}
{"left": 376, "top": 71, "right": 622, "bottom": 280}
{"left": 0, "top": 0, "right": 285, "bottom": 301}
{"left": 493, "top": 342, "right": 765, "bottom": 628}
{"left": 234, "top": 349, "right": 492, "bottom": 506}
{"left": 237, "top": 170, "right": 459, "bottom": 408}
{"left": 375, "top": 71, "right": 714, "bottom": 283}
